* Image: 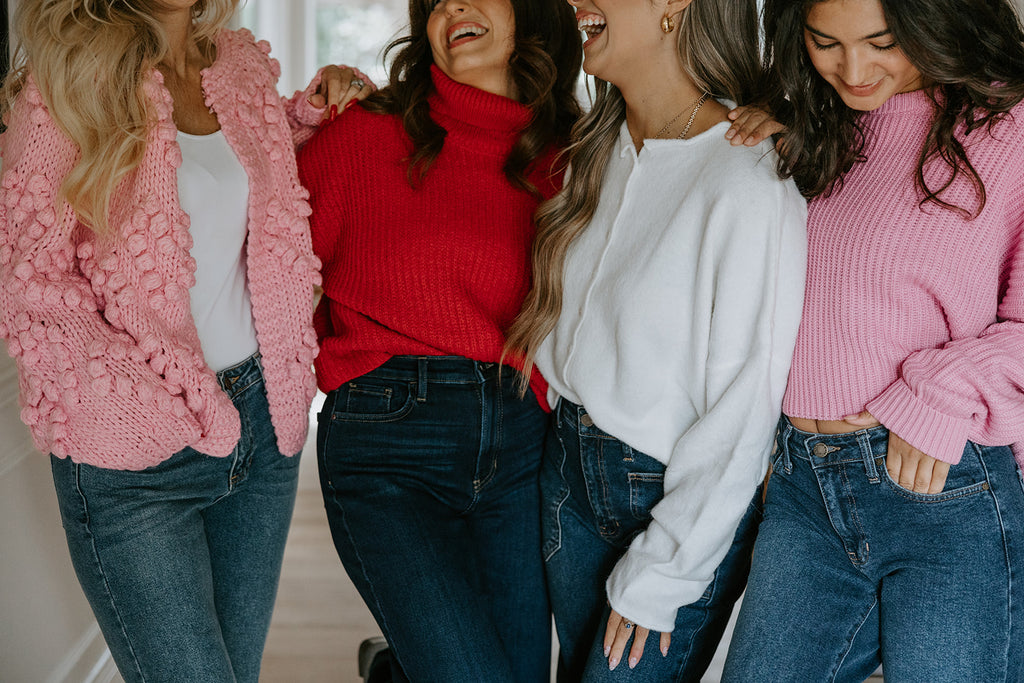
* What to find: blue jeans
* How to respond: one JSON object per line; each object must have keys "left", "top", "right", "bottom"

{"left": 316, "top": 356, "right": 551, "bottom": 683}
{"left": 723, "top": 417, "right": 1024, "bottom": 683}
{"left": 543, "top": 399, "right": 761, "bottom": 682}
{"left": 49, "top": 353, "right": 300, "bottom": 683}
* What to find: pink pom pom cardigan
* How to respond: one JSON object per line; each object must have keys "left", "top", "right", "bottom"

{"left": 0, "top": 29, "right": 324, "bottom": 471}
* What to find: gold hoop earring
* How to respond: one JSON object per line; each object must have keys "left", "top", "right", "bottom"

{"left": 661, "top": 15, "right": 675, "bottom": 33}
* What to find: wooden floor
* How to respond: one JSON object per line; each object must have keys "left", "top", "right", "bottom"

{"left": 260, "top": 428, "right": 383, "bottom": 683}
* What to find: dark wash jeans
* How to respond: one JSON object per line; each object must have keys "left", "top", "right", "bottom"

{"left": 543, "top": 399, "right": 761, "bottom": 682}
{"left": 723, "top": 416, "right": 1024, "bottom": 683}
{"left": 317, "top": 356, "right": 551, "bottom": 683}
{"left": 50, "top": 353, "right": 300, "bottom": 683}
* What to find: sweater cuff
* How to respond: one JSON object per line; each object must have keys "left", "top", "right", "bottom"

{"left": 291, "top": 68, "right": 327, "bottom": 128}
{"left": 866, "top": 380, "right": 970, "bottom": 464}
{"left": 605, "top": 545, "right": 705, "bottom": 633}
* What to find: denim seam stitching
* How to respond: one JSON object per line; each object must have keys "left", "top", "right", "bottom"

{"left": 878, "top": 445, "right": 990, "bottom": 502}
{"left": 676, "top": 601, "right": 712, "bottom": 678}
{"left": 318, "top": 423, "right": 407, "bottom": 674}
{"left": 543, "top": 424, "right": 570, "bottom": 562}
{"left": 330, "top": 384, "right": 417, "bottom": 423}
{"left": 829, "top": 596, "right": 878, "bottom": 682}
{"left": 470, "top": 380, "right": 497, "bottom": 498}
{"left": 883, "top": 479, "right": 988, "bottom": 503}
{"left": 837, "top": 463, "right": 869, "bottom": 567}
{"left": 974, "top": 442, "right": 1013, "bottom": 679}
{"left": 592, "top": 432, "right": 619, "bottom": 538}
{"left": 74, "top": 463, "right": 147, "bottom": 682}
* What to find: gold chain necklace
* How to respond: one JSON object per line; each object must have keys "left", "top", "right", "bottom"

{"left": 654, "top": 91, "right": 711, "bottom": 140}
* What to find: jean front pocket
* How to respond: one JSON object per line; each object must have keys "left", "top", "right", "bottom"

{"left": 879, "top": 441, "right": 992, "bottom": 503}
{"left": 331, "top": 376, "right": 417, "bottom": 423}
{"left": 628, "top": 470, "right": 665, "bottom": 520}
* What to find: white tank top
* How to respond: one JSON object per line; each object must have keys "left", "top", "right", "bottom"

{"left": 176, "top": 129, "right": 259, "bottom": 372}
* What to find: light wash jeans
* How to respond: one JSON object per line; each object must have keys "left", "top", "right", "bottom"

{"left": 723, "top": 416, "right": 1024, "bottom": 682}
{"left": 50, "top": 353, "right": 300, "bottom": 683}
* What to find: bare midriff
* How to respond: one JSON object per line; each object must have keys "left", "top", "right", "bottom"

{"left": 786, "top": 416, "right": 864, "bottom": 435}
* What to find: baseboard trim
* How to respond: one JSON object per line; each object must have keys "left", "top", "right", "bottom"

{"left": 46, "top": 623, "right": 118, "bottom": 683}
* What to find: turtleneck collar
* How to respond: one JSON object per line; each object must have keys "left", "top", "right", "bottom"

{"left": 428, "top": 64, "right": 532, "bottom": 156}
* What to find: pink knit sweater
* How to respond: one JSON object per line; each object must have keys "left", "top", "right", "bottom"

{"left": 0, "top": 29, "right": 324, "bottom": 470}
{"left": 783, "top": 91, "right": 1024, "bottom": 465}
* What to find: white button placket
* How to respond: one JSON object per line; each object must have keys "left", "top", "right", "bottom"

{"left": 561, "top": 142, "right": 643, "bottom": 383}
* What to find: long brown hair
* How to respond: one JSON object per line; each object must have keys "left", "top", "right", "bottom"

{"left": 764, "top": 0, "right": 1024, "bottom": 215}
{"left": 361, "top": 0, "right": 583, "bottom": 194}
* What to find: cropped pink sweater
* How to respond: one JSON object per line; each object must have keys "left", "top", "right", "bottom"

{"left": 0, "top": 29, "right": 324, "bottom": 470}
{"left": 783, "top": 92, "right": 1024, "bottom": 465}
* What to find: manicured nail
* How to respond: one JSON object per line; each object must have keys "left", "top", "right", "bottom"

{"left": 344, "top": 99, "right": 357, "bottom": 111}
{"left": 329, "top": 104, "right": 338, "bottom": 120}
{"left": 629, "top": 656, "right": 638, "bottom": 669}
{"left": 661, "top": 644, "right": 669, "bottom": 657}
{"left": 608, "top": 656, "right": 619, "bottom": 671}
{"left": 724, "top": 128, "right": 735, "bottom": 138}
{"left": 604, "top": 645, "right": 611, "bottom": 657}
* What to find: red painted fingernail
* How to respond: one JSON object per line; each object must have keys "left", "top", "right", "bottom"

{"left": 329, "top": 104, "right": 338, "bottom": 121}
{"left": 344, "top": 100, "right": 357, "bottom": 111}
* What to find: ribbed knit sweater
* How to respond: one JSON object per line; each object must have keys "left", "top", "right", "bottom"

{"left": 0, "top": 29, "right": 325, "bottom": 470}
{"left": 783, "top": 91, "right": 1024, "bottom": 466}
{"left": 297, "top": 66, "right": 557, "bottom": 404}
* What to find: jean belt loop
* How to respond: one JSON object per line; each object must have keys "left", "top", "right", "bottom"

{"left": 554, "top": 396, "right": 563, "bottom": 429}
{"left": 416, "top": 358, "right": 428, "bottom": 403}
{"left": 324, "top": 385, "right": 337, "bottom": 415}
{"left": 858, "top": 430, "right": 881, "bottom": 484}
{"left": 779, "top": 419, "right": 794, "bottom": 472}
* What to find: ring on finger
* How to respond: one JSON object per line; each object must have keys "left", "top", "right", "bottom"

{"left": 623, "top": 621, "right": 634, "bottom": 630}
{"left": 351, "top": 78, "right": 366, "bottom": 90}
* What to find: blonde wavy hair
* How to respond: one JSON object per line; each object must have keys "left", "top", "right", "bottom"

{"left": 1, "top": 0, "right": 237, "bottom": 233}
{"left": 504, "top": 0, "right": 764, "bottom": 390}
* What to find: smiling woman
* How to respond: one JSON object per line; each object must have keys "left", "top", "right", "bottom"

{"left": 427, "top": 0, "right": 516, "bottom": 96}
{"left": 801, "top": 1, "right": 923, "bottom": 111}
{"left": 721, "top": 0, "right": 1024, "bottom": 680}
{"left": 294, "top": 0, "right": 582, "bottom": 681}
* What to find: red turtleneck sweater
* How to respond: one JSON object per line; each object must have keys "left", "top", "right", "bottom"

{"left": 297, "top": 66, "right": 558, "bottom": 406}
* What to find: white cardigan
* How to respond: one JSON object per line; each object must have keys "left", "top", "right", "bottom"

{"left": 535, "top": 120, "right": 808, "bottom": 632}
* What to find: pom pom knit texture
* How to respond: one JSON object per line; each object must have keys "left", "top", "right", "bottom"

{"left": 0, "top": 29, "right": 324, "bottom": 470}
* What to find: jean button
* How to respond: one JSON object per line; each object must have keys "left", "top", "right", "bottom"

{"left": 812, "top": 443, "right": 838, "bottom": 457}
{"left": 580, "top": 414, "right": 594, "bottom": 427}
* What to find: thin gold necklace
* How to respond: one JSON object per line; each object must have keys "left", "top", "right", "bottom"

{"left": 654, "top": 91, "right": 711, "bottom": 140}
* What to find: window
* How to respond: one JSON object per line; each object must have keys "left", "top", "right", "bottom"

{"left": 313, "top": 0, "right": 406, "bottom": 84}
{"left": 238, "top": 0, "right": 408, "bottom": 93}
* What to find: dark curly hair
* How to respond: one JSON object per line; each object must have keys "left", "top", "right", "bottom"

{"left": 362, "top": 0, "right": 583, "bottom": 195}
{"left": 764, "top": 0, "right": 1024, "bottom": 216}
